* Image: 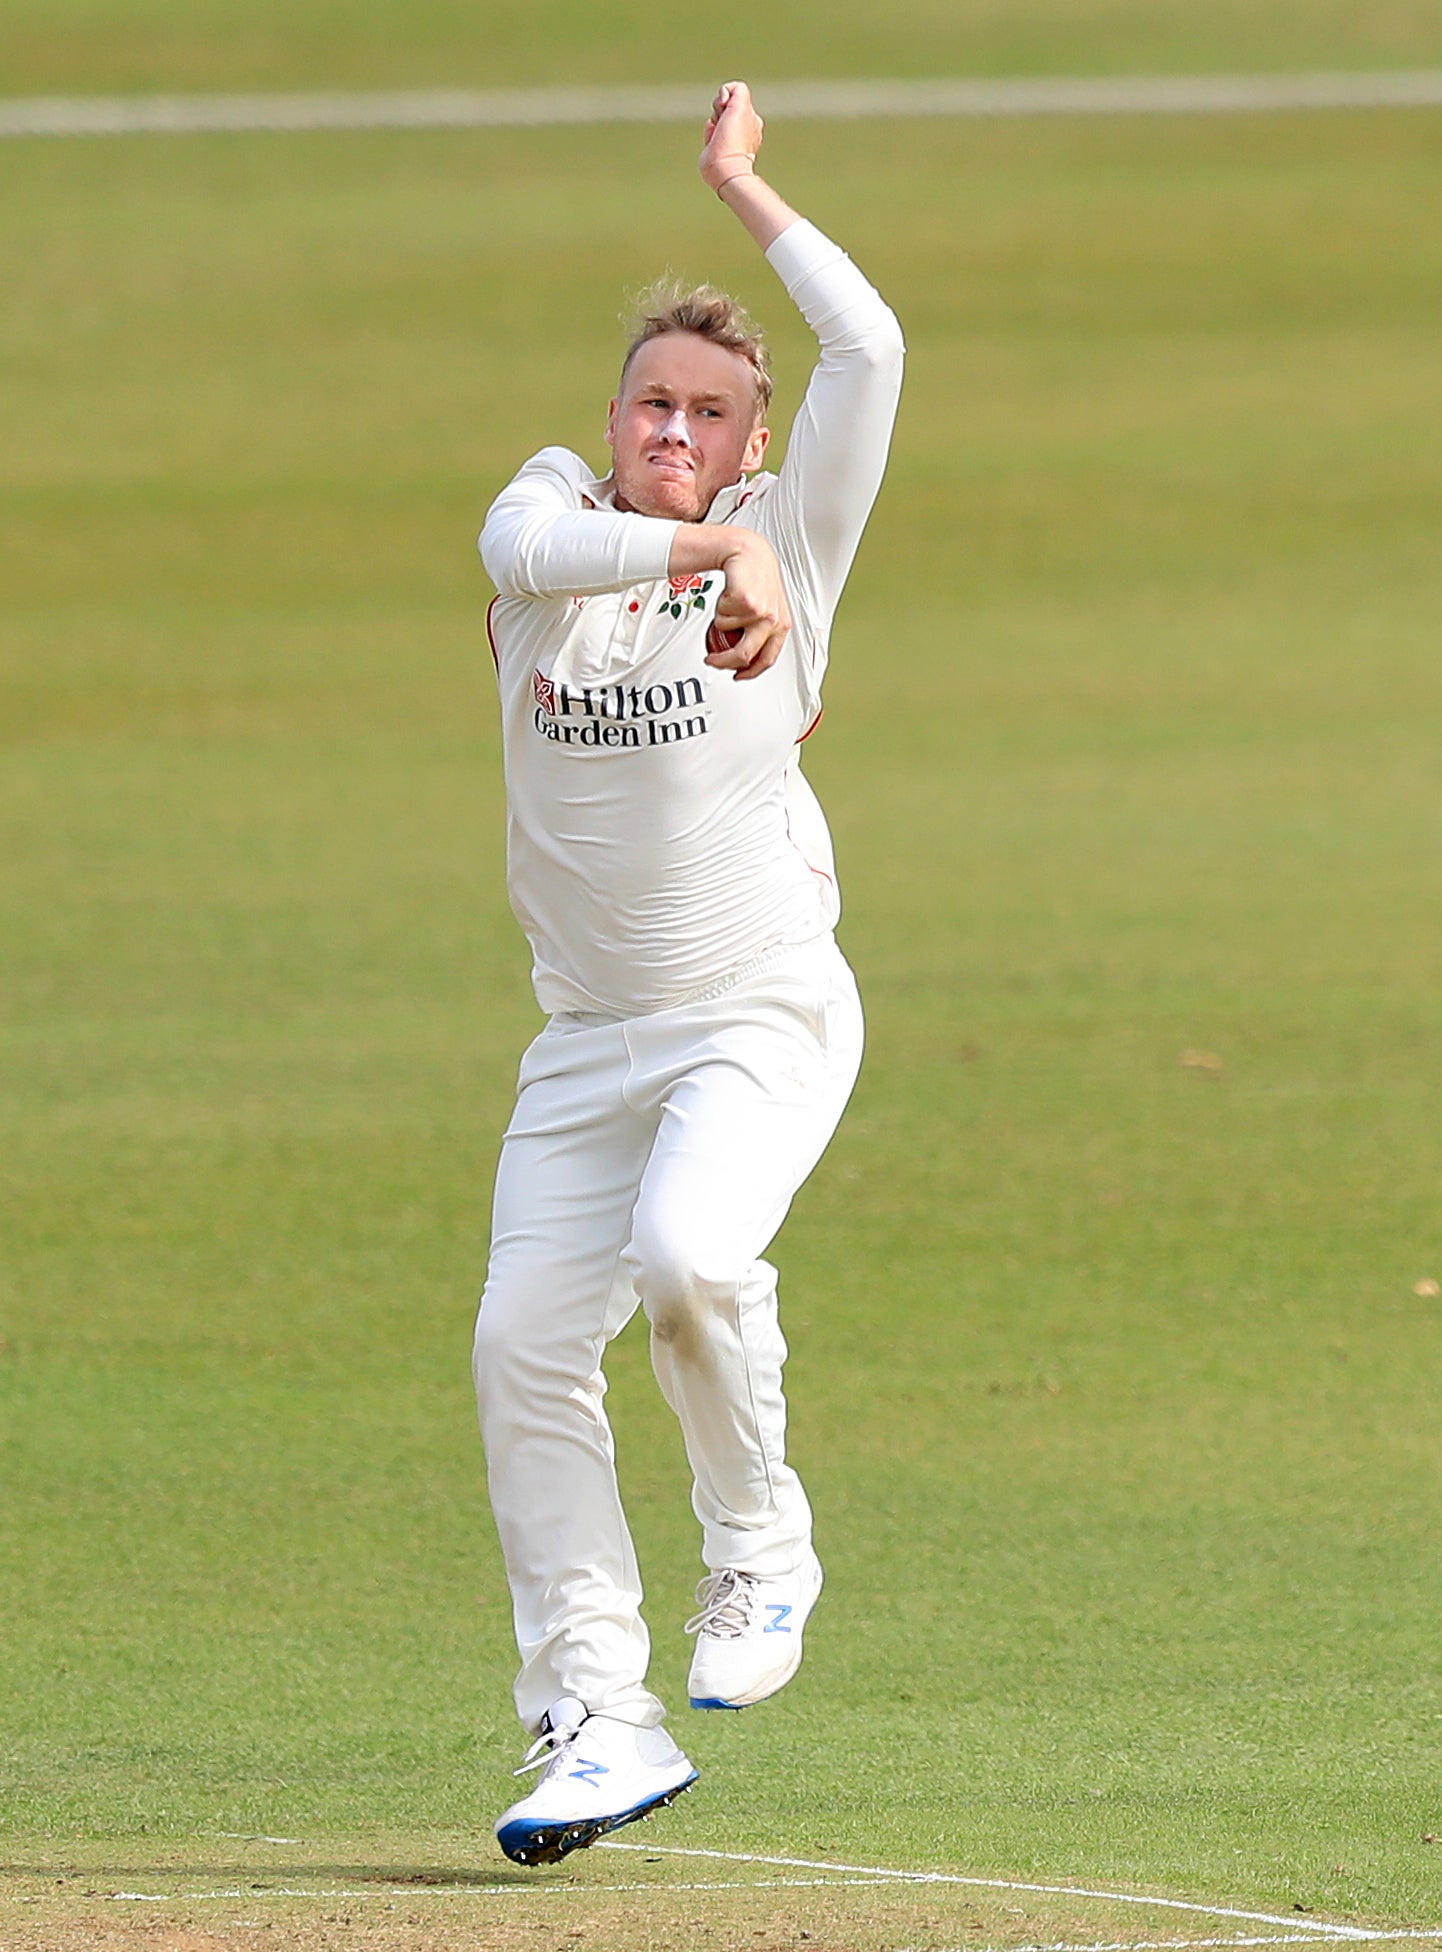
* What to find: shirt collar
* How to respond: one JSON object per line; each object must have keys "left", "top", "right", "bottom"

{"left": 581, "top": 471, "right": 767, "bottom": 519}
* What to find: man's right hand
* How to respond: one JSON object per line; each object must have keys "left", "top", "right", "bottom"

{"left": 700, "top": 82, "right": 764, "bottom": 196}
{"left": 709, "top": 528, "right": 791, "bottom": 681}
{"left": 669, "top": 523, "right": 791, "bottom": 681}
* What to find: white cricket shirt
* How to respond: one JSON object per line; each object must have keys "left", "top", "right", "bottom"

{"left": 480, "top": 218, "right": 904, "bottom": 1018}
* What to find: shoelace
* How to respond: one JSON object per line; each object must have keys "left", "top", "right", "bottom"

{"left": 684, "top": 1568, "right": 761, "bottom": 1640}
{"left": 512, "top": 1718, "right": 581, "bottom": 1779}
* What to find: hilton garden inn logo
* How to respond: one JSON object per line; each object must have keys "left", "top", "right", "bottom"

{"left": 532, "top": 668, "right": 710, "bottom": 749}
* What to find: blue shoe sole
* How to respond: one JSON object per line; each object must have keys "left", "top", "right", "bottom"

{"left": 496, "top": 1770, "right": 698, "bottom": 1866}
{"left": 688, "top": 1696, "right": 743, "bottom": 1711}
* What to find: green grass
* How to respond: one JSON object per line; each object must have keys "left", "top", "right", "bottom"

{"left": 3, "top": 0, "right": 1442, "bottom": 94}
{"left": 4, "top": 9, "right": 1442, "bottom": 1944}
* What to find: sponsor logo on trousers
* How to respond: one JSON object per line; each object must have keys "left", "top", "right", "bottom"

{"left": 532, "top": 672, "right": 710, "bottom": 748}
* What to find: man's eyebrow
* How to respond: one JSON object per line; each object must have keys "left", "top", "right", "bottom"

{"left": 633, "top": 379, "right": 735, "bottom": 403}
{"left": 648, "top": 388, "right": 735, "bottom": 406}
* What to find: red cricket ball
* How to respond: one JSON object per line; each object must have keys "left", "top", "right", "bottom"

{"left": 706, "top": 622, "right": 745, "bottom": 658}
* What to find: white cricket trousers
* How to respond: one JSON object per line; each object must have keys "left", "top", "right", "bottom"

{"left": 473, "top": 934, "right": 864, "bottom": 1733}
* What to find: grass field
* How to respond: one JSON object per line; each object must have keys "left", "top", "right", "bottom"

{"left": 3, "top": 0, "right": 1442, "bottom": 96}
{"left": 4, "top": 5, "right": 1442, "bottom": 1948}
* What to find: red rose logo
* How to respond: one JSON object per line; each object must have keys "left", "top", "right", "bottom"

{"left": 659, "top": 574, "right": 715, "bottom": 620}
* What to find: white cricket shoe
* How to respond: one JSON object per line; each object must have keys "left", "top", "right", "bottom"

{"left": 494, "top": 1696, "right": 698, "bottom": 1866}
{"left": 685, "top": 1552, "right": 824, "bottom": 1710}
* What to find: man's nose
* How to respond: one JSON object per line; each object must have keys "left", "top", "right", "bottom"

{"left": 658, "top": 407, "right": 693, "bottom": 447}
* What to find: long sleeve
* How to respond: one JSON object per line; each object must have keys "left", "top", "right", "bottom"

{"left": 480, "top": 446, "right": 679, "bottom": 598}
{"left": 758, "top": 220, "right": 905, "bottom": 620}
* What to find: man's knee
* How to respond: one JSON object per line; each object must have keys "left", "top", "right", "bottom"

{"left": 627, "top": 1225, "right": 739, "bottom": 1356}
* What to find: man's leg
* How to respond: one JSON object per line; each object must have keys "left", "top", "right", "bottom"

{"left": 622, "top": 940, "right": 865, "bottom": 1580}
{"left": 474, "top": 1016, "right": 661, "bottom": 1732}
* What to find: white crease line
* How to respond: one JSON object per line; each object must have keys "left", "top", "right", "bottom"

{"left": 910, "top": 1942, "right": 1442, "bottom": 1952}
{"left": 14, "top": 1844, "right": 1439, "bottom": 1942}
{"left": 600, "top": 1844, "right": 1379, "bottom": 1937}
{"left": 900, "top": 1940, "right": 1442, "bottom": 1952}
{"left": 13, "top": 1882, "right": 1442, "bottom": 1940}
{"left": 4, "top": 71, "right": 1442, "bottom": 138}
{"left": 952, "top": 1942, "right": 1346, "bottom": 1952}
{"left": 44, "top": 1894, "right": 1442, "bottom": 1944}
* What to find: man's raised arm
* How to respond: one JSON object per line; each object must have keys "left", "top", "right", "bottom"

{"left": 697, "top": 82, "right": 801, "bottom": 251}
{"left": 702, "top": 83, "right": 905, "bottom": 620}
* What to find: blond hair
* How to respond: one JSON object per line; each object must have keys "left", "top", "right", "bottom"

{"left": 620, "top": 280, "right": 773, "bottom": 423}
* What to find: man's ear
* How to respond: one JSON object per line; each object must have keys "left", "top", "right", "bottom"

{"left": 743, "top": 423, "right": 770, "bottom": 473}
{"left": 604, "top": 398, "right": 619, "bottom": 449}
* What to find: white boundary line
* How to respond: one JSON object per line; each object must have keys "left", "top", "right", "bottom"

{"left": 3, "top": 71, "right": 1442, "bottom": 139}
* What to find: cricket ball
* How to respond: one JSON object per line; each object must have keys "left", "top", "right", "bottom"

{"left": 706, "top": 622, "right": 744, "bottom": 658}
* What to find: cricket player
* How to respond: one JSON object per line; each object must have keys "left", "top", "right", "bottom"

{"left": 475, "top": 81, "right": 904, "bottom": 1865}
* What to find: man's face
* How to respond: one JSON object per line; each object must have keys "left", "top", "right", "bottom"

{"left": 606, "top": 331, "right": 769, "bottom": 522}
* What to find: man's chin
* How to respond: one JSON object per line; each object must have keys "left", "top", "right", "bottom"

{"left": 616, "top": 473, "right": 705, "bottom": 522}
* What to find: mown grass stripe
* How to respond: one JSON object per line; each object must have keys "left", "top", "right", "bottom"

{"left": 3, "top": 70, "right": 1442, "bottom": 138}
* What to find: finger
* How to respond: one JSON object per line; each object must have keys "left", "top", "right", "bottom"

{"left": 703, "top": 615, "right": 766, "bottom": 670}
{"left": 732, "top": 616, "right": 789, "bottom": 680}
{"left": 733, "top": 626, "right": 786, "bottom": 679}
{"left": 703, "top": 85, "right": 731, "bottom": 145}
